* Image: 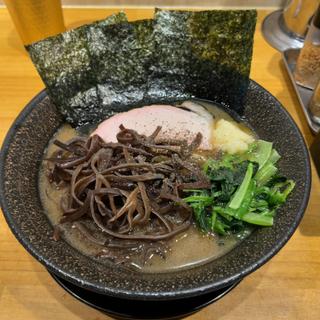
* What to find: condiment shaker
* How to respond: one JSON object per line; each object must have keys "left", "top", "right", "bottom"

{"left": 283, "top": 0, "right": 319, "bottom": 39}
{"left": 294, "top": 5, "right": 320, "bottom": 90}
{"left": 309, "top": 79, "right": 320, "bottom": 124}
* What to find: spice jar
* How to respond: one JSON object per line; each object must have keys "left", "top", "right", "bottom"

{"left": 294, "top": 5, "right": 320, "bottom": 90}
{"left": 283, "top": 0, "right": 319, "bottom": 39}
{"left": 309, "top": 79, "right": 320, "bottom": 124}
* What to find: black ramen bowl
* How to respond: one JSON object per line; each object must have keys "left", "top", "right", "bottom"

{"left": 0, "top": 81, "right": 311, "bottom": 308}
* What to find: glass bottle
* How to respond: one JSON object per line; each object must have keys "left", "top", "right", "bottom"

{"left": 4, "top": 0, "right": 65, "bottom": 45}
{"left": 294, "top": 5, "right": 320, "bottom": 90}
{"left": 283, "top": 0, "right": 319, "bottom": 39}
{"left": 309, "top": 79, "right": 320, "bottom": 124}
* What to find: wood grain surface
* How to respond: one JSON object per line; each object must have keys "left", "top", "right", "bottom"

{"left": 0, "top": 8, "right": 319, "bottom": 320}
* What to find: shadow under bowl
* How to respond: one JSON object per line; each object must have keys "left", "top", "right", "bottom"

{"left": 0, "top": 80, "right": 311, "bottom": 302}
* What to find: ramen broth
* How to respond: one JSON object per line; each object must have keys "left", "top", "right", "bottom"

{"left": 39, "top": 100, "right": 254, "bottom": 272}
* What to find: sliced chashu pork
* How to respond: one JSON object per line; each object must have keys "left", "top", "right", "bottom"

{"left": 92, "top": 104, "right": 214, "bottom": 150}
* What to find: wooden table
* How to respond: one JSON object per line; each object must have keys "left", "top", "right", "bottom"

{"left": 0, "top": 8, "right": 319, "bottom": 320}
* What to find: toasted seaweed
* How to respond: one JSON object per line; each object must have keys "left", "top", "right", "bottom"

{"left": 87, "top": 19, "right": 153, "bottom": 88}
{"left": 67, "top": 19, "right": 157, "bottom": 126}
{"left": 27, "top": 9, "right": 256, "bottom": 127}
{"left": 27, "top": 26, "right": 92, "bottom": 115}
{"left": 95, "top": 11, "right": 127, "bottom": 27}
{"left": 153, "top": 9, "right": 257, "bottom": 112}
{"left": 71, "top": 18, "right": 190, "bottom": 126}
{"left": 27, "top": 12, "right": 128, "bottom": 122}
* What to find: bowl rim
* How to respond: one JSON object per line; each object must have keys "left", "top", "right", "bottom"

{"left": 0, "top": 81, "right": 312, "bottom": 300}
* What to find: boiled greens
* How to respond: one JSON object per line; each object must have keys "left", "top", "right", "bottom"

{"left": 184, "top": 140, "right": 295, "bottom": 235}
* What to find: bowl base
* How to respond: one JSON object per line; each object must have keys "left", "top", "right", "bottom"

{"left": 49, "top": 270, "right": 241, "bottom": 320}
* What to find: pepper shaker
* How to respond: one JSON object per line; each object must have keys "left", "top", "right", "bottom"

{"left": 309, "top": 79, "right": 320, "bottom": 124}
{"left": 283, "top": 0, "right": 319, "bottom": 39}
{"left": 262, "top": 0, "right": 318, "bottom": 52}
{"left": 294, "top": 5, "right": 320, "bottom": 90}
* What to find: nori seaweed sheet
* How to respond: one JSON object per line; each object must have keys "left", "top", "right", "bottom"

{"left": 87, "top": 19, "right": 153, "bottom": 86}
{"left": 27, "top": 26, "right": 92, "bottom": 118}
{"left": 27, "top": 12, "right": 128, "bottom": 123}
{"left": 27, "top": 9, "right": 256, "bottom": 127}
{"left": 65, "top": 18, "right": 191, "bottom": 126}
{"left": 153, "top": 9, "right": 257, "bottom": 113}
{"left": 67, "top": 19, "right": 155, "bottom": 126}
